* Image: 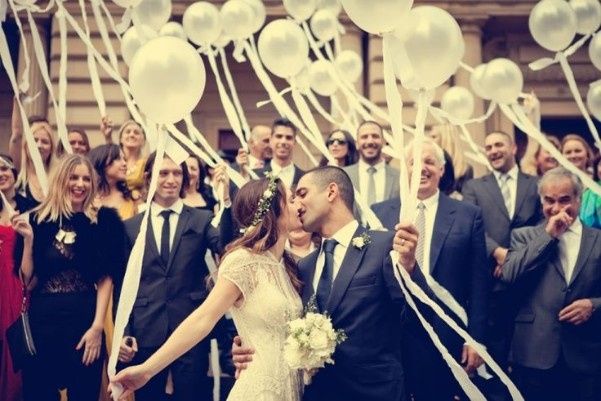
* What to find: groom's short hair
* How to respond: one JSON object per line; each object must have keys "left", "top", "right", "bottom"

{"left": 304, "top": 166, "right": 354, "bottom": 211}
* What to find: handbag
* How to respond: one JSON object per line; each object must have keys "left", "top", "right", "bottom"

{"left": 6, "top": 274, "right": 36, "bottom": 372}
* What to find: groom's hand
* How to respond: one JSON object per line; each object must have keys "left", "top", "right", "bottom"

{"left": 232, "top": 336, "right": 255, "bottom": 379}
{"left": 461, "top": 344, "right": 484, "bottom": 375}
{"left": 393, "top": 222, "right": 419, "bottom": 274}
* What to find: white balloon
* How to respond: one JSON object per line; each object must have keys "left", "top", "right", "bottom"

{"left": 213, "top": 31, "right": 231, "bottom": 49}
{"left": 481, "top": 58, "right": 523, "bottom": 104}
{"left": 309, "top": 59, "right": 338, "bottom": 97}
{"left": 121, "top": 24, "right": 157, "bottom": 66}
{"left": 340, "top": 0, "right": 412, "bottom": 34}
{"left": 470, "top": 64, "right": 491, "bottom": 100}
{"left": 183, "top": 2, "right": 221, "bottom": 46}
{"left": 133, "top": 0, "right": 171, "bottom": 31}
{"left": 529, "top": 0, "right": 577, "bottom": 52}
{"left": 335, "top": 50, "right": 363, "bottom": 83}
{"left": 400, "top": 6, "right": 464, "bottom": 90}
{"left": 589, "top": 33, "right": 601, "bottom": 71}
{"left": 258, "top": 19, "right": 309, "bottom": 79}
{"left": 242, "top": 0, "right": 266, "bottom": 33}
{"left": 159, "top": 22, "right": 186, "bottom": 40}
{"left": 310, "top": 9, "right": 338, "bottom": 42}
{"left": 283, "top": 0, "right": 317, "bottom": 21}
{"left": 130, "top": 37, "right": 205, "bottom": 124}
{"left": 292, "top": 63, "right": 312, "bottom": 94}
{"left": 441, "top": 86, "right": 475, "bottom": 120}
{"left": 587, "top": 82, "right": 601, "bottom": 121}
{"left": 221, "top": 0, "right": 254, "bottom": 40}
{"left": 113, "top": 0, "right": 143, "bottom": 8}
{"left": 569, "top": 0, "right": 601, "bottom": 35}
{"left": 317, "top": 0, "right": 342, "bottom": 15}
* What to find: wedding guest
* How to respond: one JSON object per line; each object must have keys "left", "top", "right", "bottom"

{"left": 429, "top": 123, "right": 474, "bottom": 194}
{"left": 9, "top": 100, "right": 58, "bottom": 205}
{"left": 183, "top": 156, "right": 218, "bottom": 212}
{"left": 502, "top": 167, "right": 601, "bottom": 401}
{"left": 287, "top": 227, "right": 319, "bottom": 262}
{"left": 235, "top": 125, "right": 272, "bottom": 171}
{"left": 101, "top": 116, "right": 148, "bottom": 201}
{"left": 344, "top": 120, "right": 400, "bottom": 207}
{"left": 531, "top": 135, "right": 561, "bottom": 176}
{"left": 561, "top": 134, "right": 594, "bottom": 175}
{"left": 319, "top": 129, "right": 358, "bottom": 167}
{"left": 56, "top": 128, "right": 91, "bottom": 157}
{"left": 0, "top": 154, "right": 39, "bottom": 213}
{"left": 580, "top": 156, "right": 601, "bottom": 229}
{"left": 89, "top": 144, "right": 138, "bottom": 220}
{"left": 19, "top": 154, "right": 127, "bottom": 401}
{"left": 0, "top": 155, "right": 32, "bottom": 401}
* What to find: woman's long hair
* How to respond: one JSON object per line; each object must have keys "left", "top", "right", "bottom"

{"left": 0, "top": 153, "right": 17, "bottom": 213}
{"left": 222, "top": 178, "right": 302, "bottom": 293}
{"left": 88, "top": 144, "right": 132, "bottom": 199}
{"left": 16, "top": 118, "right": 58, "bottom": 189}
{"left": 35, "top": 154, "right": 98, "bottom": 223}
{"left": 430, "top": 124, "right": 470, "bottom": 179}
{"left": 319, "top": 129, "right": 359, "bottom": 167}
{"left": 561, "top": 133, "right": 594, "bottom": 170}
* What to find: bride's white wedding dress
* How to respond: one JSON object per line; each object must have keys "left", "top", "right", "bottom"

{"left": 219, "top": 248, "right": 303, "bottom": 401}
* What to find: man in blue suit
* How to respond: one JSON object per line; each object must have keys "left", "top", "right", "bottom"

{"left": 234, "top": 165, "right": 431, "bottom": 401}
{"left": 374, "top": 138, "right": 490, "bottom": 400}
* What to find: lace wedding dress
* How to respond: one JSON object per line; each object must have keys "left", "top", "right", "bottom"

{"left": 219, "top": 248, "right": 303, "bottom": 401}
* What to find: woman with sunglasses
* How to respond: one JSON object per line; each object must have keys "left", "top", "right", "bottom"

{"left": 319, "top": 129, "right": 359, "bottom": 167}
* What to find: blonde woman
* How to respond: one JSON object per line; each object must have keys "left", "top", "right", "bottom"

{"left": 18, "top": 155, "right": 127, "bottom": 401}
{"left": 9, "top": 100, "right": 59, "bottom": 204}
{"left": 429, "top": 124, "right": 474, "bottom": 193}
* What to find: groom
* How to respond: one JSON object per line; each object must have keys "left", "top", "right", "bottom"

{"left": 234, "top": 166, "right": 430, "bottom": 401}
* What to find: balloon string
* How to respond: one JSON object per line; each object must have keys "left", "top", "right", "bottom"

{"left": 305, "top": 91, "right": 345, "bottom": 126}
{"left": 98, "top": 0, "right": 123, "bottom": 42}
{"left": 7, "top": 0, "right": 30, "bottom": 92}
{"left": 458, "top": 124, "right": 493, "bottom": 170}
{"left": 78, "top": 0, "right": 106, "bottom": 118}
{"left": 57, "top": 8, "right": 69, "bottom": 126}
{"left": 219, "top": 48, "right": 251, "bottom": 142}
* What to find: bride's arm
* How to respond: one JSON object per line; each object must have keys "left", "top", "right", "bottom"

{"left": 111, "top": 277, "right": 241, "bottom": 397}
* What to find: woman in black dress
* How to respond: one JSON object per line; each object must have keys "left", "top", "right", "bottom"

{"left": 19, "top": 154, "right": 127, "bottom": 401}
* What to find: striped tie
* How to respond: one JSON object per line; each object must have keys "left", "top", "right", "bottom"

{"left": 500, "top": 174, "right": 512, "bottom": 217}
{"left": 415, "top": 202, "right": 426, "bottom": 271}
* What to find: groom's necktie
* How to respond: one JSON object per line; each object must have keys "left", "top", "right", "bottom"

{"left": 316, "top": 239, "right": 338, "bottom": 312}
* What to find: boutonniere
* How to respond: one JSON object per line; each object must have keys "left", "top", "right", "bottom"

{"left": 351, "top": 232, "right": 371, "bottom": 249}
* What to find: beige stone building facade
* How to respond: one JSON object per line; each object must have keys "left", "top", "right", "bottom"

{"left": 1, "top": 0, "right": 599, "bottom": 171}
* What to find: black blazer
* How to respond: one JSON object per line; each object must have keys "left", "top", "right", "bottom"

{"left": 299, "top": 226, "right": 431, "bottom": 401}
{"left": 372, "top": 194, "right": 490, "bottom": 351}
{"left": 502, "top": 224, "right": 601, "bottom": 373}
{"left": 462, "top": 171, "right": 543, "bottom": 257}
{"left": 123, "top": 205, "right": 226, "bottom": 348}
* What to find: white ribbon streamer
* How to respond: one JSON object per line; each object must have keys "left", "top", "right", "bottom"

{"left": 57, "top": 8, "right": 68, "bottom": 125}
{"left": 7, "top": 0, "right": 30, "bottom": 92}
{"left": 79, "top": 0, "right": 106, "bottom": 117}
{"left": 219, "top": 48, "right": 251, "bottom": 142}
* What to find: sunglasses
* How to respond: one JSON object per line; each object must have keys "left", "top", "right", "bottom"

{"left": 327, "top": 138, "right": 347, "bottom": 146}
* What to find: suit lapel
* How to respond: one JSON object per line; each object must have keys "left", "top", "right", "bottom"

{"left": 430, "top": 195, "right": 456, "bottom": 275}
{"left": 513, "top": 173, "right": 531, "bottom": 223}
{"left": 326, "top": 226, "right": 368, "bottom": 316}
{"left": 568, "top": 226, "right": 598, "bottom": 285}
{"left": 483, "top": 174, "right": 510, "bottom": 220}
{"left": 166, "top": 207, "right": 192, "bottom": 272}
{"left": 299, "top": 251, "right": 319, "bottom": 306}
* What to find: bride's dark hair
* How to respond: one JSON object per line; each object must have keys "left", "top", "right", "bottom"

{"left": 221, "top": 177, "right": 302, "bottom": 293}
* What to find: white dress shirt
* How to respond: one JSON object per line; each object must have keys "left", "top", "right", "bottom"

{"left": 270, "top": 160, "right": 295, "bottom": 188}
{"left": 358, "top": 159, "right": 386, "bottom": 205}
{"left": 418, "top": 191, "right": 440, "bottom": 276}
{"left": 248, "top": 154, "right": 264, "bottom": 169}
{"left": 493, "top": 165, "right": 519, "bottom": 218}
{"left": 312, "top": 220, "right": 359, "bottom": 291}
{"left": 150, "top": 199, "right": 184, "bottom": 252}
{"left": 558, "top": 218, "right": 583, "bottom": 284}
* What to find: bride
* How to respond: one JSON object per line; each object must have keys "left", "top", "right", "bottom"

{"left": 111, "top": 175, "right": 303, "bottom": 401}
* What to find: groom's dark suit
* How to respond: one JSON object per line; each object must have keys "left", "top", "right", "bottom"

{"left": 298, "top": 223, "right": 430, "bottom": 401}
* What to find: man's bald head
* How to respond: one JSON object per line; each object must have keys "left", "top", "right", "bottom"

{"left": 249, "top": 124, "right": 272, "bottom": 160}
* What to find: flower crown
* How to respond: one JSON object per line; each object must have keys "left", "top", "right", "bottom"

{"left": 244, "top": 173, "right": 280, "bottom": 234}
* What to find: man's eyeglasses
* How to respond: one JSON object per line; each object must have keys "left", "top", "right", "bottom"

{"left": 326, "top": 138, "right": 347, "bottom": 146}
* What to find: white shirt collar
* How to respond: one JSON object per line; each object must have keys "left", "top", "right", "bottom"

{"left": 494, "top": 164, "right": 519, "bottom": 181}
{"left": 564, "top": 218, "right": 583, "bottom": 237}
{"left": 358, "top": 158, "right": 385, "bottom": 172}
{"left": 323, "top": 219, "right": 359, "bottom": 250}
{"left": 151, "top": 199, "right": 184, "bottom": 217}
{"left": 270, "top": 160, "right": 294, "bottom": 174}
{"left": 418, "top": 190, "right": 440, "bottom": 210}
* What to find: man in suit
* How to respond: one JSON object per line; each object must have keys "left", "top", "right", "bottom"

{"left": 501, "top": 167, "right": 601, "bottom": 401}
{"left": 344, "top": 120, "right": 400, "bottom": 206}
{"left": 234, "top": 166, "right": 431, "bottom": 401}
{"left": 254, "top": 117, "right": 304, "bottom": 188}
{"left": 117, "top": 153, "right": 230, "bottom": 401}
{"left": 374, "top": 138, "right": 490, "bottom": 400}
{"left": 461, "top": 131, "right": 543, "bottom": 391}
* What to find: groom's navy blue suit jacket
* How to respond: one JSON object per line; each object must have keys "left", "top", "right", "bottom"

{"left": 371, "top": 194, "right": 490, "bottom": 355}
{"left": 298, "top": 225, "right": 430, "bottom": 401}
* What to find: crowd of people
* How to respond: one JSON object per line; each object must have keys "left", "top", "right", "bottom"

{"left": 1, "top": 97, "right": 601, "bottom": 401}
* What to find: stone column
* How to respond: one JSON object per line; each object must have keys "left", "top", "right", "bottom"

{"left": 16, "top": 16, "right": 49, "bottom": 118}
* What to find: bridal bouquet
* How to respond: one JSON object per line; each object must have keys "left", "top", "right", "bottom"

{"left": 283, "top": 298, "right": 346, "bottom": 384}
